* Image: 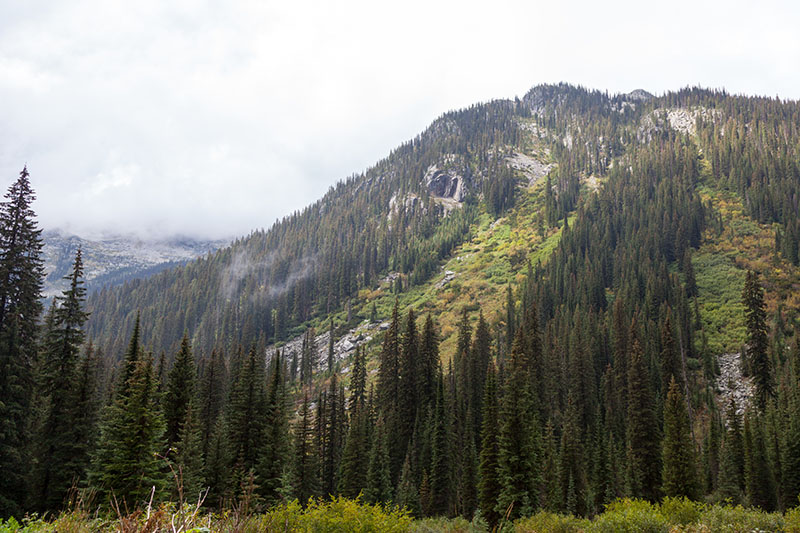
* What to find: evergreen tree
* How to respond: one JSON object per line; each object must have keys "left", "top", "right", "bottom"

{"left": 743, "top": 271, "right": 772, "bottom": 410}
{"left": 782, "top": 388, "right": 800, "bottom": 510}
{"left": 89, "top": 351, "right": 166, "bottom": 509}
{"left": 397, "top": 308, "right": 419, "bottom": 479}
{"left": 560, "top": 392, "right": 587, "bottom": 515}
{"left": 662, "top": 378, "right": 699, "bottom": 499}
{"left": 198, "top": 349, "right": 226, "bottom": 463}
{"left": 257, "top": 350, "right": 291, "bottom": 505}
{"left": 418, "top": 313, "right": 439, "bottom": 409}
{"left": 429, "top": 371, "right": 452, "bottom": 516}
{"left": 226, "top": 346, "right": 267, "bottom": 483}
{"left": 203, "top": 418, "right": 230, "bottom": 508}
{"left": 365, "top": 413, "right": 392, "bottom": 504}
{"left": 660, "top": 311, "right": 682, "bottom": 397}
{"left": 478, "top": 362, "right": 501, "bottom": 526}
{"left": 174, "top": 402, "right": 204, "bottom": 503}
{"left": 625, "top": 334, "right": 661, "bottom": 502}
{"left": 496, "top": 328, "right": 540, "bottom": 520}
{"left": 0, "top": 167, "right": 45, "bottom": 518}
{"left": 292, "top": 394, "right": 319, "bottom": 506}
{"left": 396, "top": 453, "right": 421, "bottom": 517}
{"left": 32, "top": 248, "right": 90, "bottom": 511}
{"left": 164, "top": 333, "right": 196, "bottom": 449}
{"left": 337, "top": 399, "right": 369, "bottom": 499}
{"left": 717, "top": 399, "right": 745, "bottom": 502}
{"left": 744, "top": 411, "right": 776, "bottom": 510}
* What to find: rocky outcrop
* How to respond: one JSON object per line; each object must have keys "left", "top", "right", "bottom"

{"left": 506, "top": 152, "right": 553, "bottom": 187}
{"left": 716, "top": 352, "right": 753, "bottom": 418}
{"left": 270, "top": 320, "right": 380, "bottom": 373}
{"left": 424, "top": 164, "right": 466, "bottom": 202}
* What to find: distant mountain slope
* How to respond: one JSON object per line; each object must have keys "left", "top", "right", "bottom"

{"left": 84, "top": 84, "right": 800, "bottom": 363}
{"left": 43, "top": 230, "right": 228, "bottom": 299}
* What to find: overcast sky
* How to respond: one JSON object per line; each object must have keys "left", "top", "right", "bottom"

{"left": 1, "top": 0, "right": 798, "bottom": 240}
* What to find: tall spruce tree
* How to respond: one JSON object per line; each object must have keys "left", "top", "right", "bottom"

{"left": 365, "top": 413, "right": 393, "bottom": 504}
{"left": 743, "top": 271, "right": 772, "bottom": 410}
{"left": 496, "top": 328, "right": 540, "bottom": 520}
{"left": 744, "top": 410, "right": 776, "bottom": 510}
{"left": 33, "top": 248, "right": 91, "bottom": 511}
{"left": 226, "top": 346, "right": 267, "bottom": 484}
{"left": 478, "top": 362, "right": 501, "bottom": 526}
{"left": 0, "top": 167, "right": 45, "bottom": 518}
{"left": 90, "top": 350, "right": 166, "bottom": 509}
{"left": 625, "top": 334, "right": 661, "bottom": 502}
{"left": 257, "top": 350, "right": 291, "bottom": 505}
{"left": 662, "top": 378, "right": 699, "bottom": 499}
{"left": 164, "top": 333, "right": 196, "bottom": 450}
{"left": 292, "top": 394, "right": 319, "bottom": 506}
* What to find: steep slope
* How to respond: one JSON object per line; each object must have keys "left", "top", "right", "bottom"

{"left": 86, "top": 85, "right": 800, "bottom": 369}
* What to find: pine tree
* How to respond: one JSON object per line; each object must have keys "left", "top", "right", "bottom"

{"left": 365, "top": 413, "right": 392, "bottom": 504}
{"left": 292, "top": 394, "right": 319, "bottom": 506}
{"left": 174, "top": 402, "right": 204, "bottom": 503}
{"left": 717, "top": 399, "right": 745, "bottom": 501}
{"left": 0, "top": 167, "right": 45, "bottom": 518}
{"left": 89, "top": 351, "right": 166, "bottom": 509}
{"left": 478, "top": 362, "right": 501, "bottom": 526}
{"left": 626, "top": 334, "right": 661, "bottom": 502}
{"left": 203, "top": 418, "right": 230, "bottom": 508}
{"left": 743, "top": 271, "right": 772, "bottom": 410}
{"left": 349, "top": 345, "right": 367, "bottom": 411}
{"left": 496, "top": 328, "right": 540, "bottom": 520}
{"left": 429, "top": 371, "right": 452, "bottom": 516}
{"left": 396, "top": 453, "right": 421, "bottom": 517}
{"left": 418, "top": 314, "right": 439, "bottom": 409}
{"left": 198, "top": 349, "right": 226, "bottom": 463}
{"left": 32, "top": 248, "right": 90, "bottom": 511}
{"left": 662, "top": 378, "right": 699, "bottom": 499}
{"left": 560, "top": 392, "right": 587, "bottom": 515}
{"left": 337, "top": 400, "right": 369, "bottom": 499}
{"left": 397, "top": 308, "right": 419, "bottom": 479}
{"left": 782, "top": 388, "right": 800, "bottom": 509}
{"left": 257, "top": 350, "right": 291, "bottom": 505}
{"left": 226, "top": 346, "right": 267, "bottom": 484}
{"left": 164, "top": 333, "right": 196, "bottom": 450}
{"left": 321, "top": 374, "right": 343, "bottom": 497}
{"left": 744, "top": 410, "right": 776, "bottom": 510}
{"left": 660, "top": 311, "right": 682, "bottom": 397}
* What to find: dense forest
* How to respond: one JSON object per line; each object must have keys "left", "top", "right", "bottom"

{"left": 2, "top": 84, "right": 800, "bottom": 530}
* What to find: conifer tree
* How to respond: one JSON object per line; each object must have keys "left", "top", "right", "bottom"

{"left": 174, "top": 402, "right": 204, "bottom": 503}
{"left": 32, "top": 248, "right": 90, "bottom": 510}
{"left": 90, "top": 350, "right": 166, "bottom": 509}
{"left": 164, "top": 333, "right": 196, "bottom": 449}
{"left": 625, "top": 334, "right": 661, "bottom": 502}
{"left": 198, "top": 349, "right": 226, "bottom": 462}
{"left": 321, "top": 374, "right": 343, "bottom": 497}
{"left": 744, "top": 411, "right": 776, "bottom": 510}
{"left": 349, "top": 345, "right": 367, "bottom": 411}
{"left": 396, "top": 453, "right": 421, "bottom": 516}
{"left": 419, "top": 313, "right": 439, "bottom": 409}
{"left": 660, "top": 311, "right": 682, "bottom": 397}
{"left": 365, "top": 413, "right": 392, "bottom": 504}
{"left": 257, "top": 350, "right": 291, "bottom": 505}
{"left": 292, "top": 394, "right": 319, "bottom": 506}
{"left": 0, "top": 167, "right": 45, "bottom": 518}
{"left": 782, "top": 388, "right": 800, "bottom": 510}
{"left": 226, "top": 346, "right": 266, "bottom": 483}
{"left": 337, "top": 400, "right": 369, "bottom": 499}
{"left": 662, "top": 378, "right": 699, "bottom": 499}
{"left": 203, "top": 418, "right": 231, "bottom": 508}
{"left": 560, "top": 392, "right": 587, "bottom": 515}
{"left": 478, "top": 362, "right": 501, "bottom": 526}
{"left": 717, "top": 399, "right": 745, "bottom": 501}
{"left": 743, "top": 271, "right": 772, "bottom": 410}
{"left": 397, "top": 308, "right": 419, "bottom": 478}
{"left": 429, "top": 371, "right": 452, "bottom": 516}
{"left": 496, "top": 328, "right": 540, "bottom": 520}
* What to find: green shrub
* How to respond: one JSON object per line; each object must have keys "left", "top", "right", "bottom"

{"left": 587, "top": 499, "right": 669, "bottom": 533}
{"left": 659, "top": 497, "right": 703, "bottom": 526}
{"left": 698, "top": 503, "right": 783, "bottom": 532}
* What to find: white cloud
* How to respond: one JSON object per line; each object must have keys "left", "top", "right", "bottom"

{"left": 0, "top": 0, "right": 798, "bottom": 239}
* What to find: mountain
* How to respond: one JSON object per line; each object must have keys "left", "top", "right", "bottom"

{"left": 9, "top": 82, "right": 800, "bottom": 520}
{"left": 84, "top": 84, "right": 800, "bottom": 361}
{"left": 42, "top": 230, "right": 228, "bottom": 299}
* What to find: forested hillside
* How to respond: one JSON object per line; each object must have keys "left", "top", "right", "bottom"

{"left": 3, "top": 84, "right": 800, "bottom": 527}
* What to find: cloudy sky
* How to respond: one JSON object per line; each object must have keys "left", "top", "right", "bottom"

{"left": 1, "top": 0, "right": 798, "bottom": 240}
